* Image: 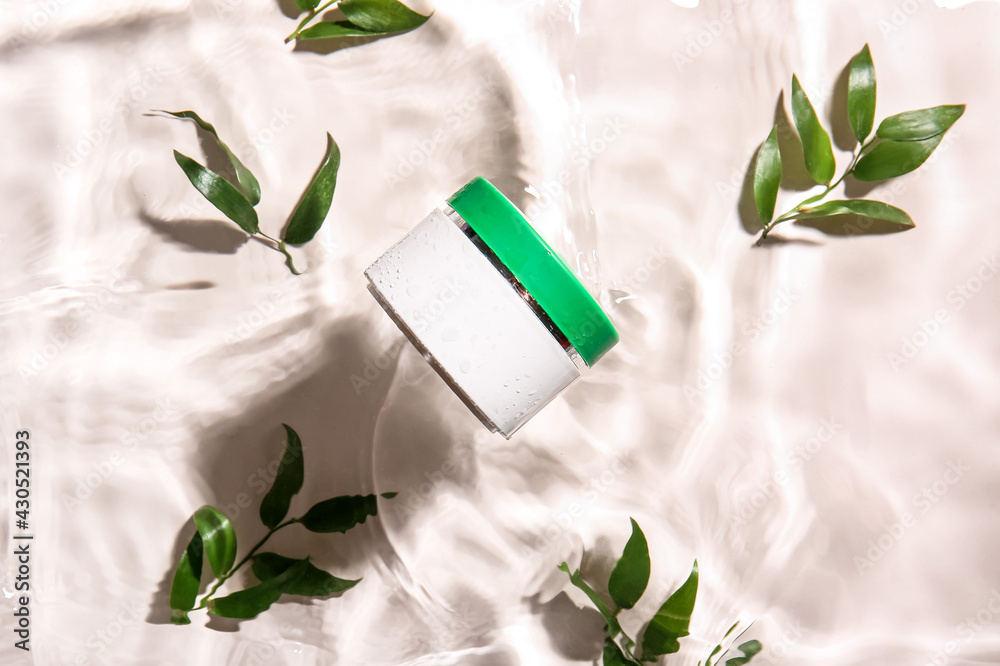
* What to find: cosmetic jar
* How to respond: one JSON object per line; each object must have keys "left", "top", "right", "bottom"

{"left": 365, "top": 177, "right": 618, "bottom": 438}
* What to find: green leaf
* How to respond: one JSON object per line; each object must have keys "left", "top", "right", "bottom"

{"left": 788, "top": 199, "right": 914, "bottom": 229}
{"left": 339, "top": 0, "right": 433, "bottom": 33}
{"left": 380, "top": 492, "right": 398, "bottom": 499}
{"left": 293, "top": 0, "right": 320, "bottom": 11}
{"left": 875, "top": 104, "right": 965, "bottom": 141}
{"left": 252, "top": 553, "right": 361, "bottom": 596}
{"left": 283, "top": 133, "right": 340, "bottom": 246}
{"left": 853, "top": 134, "right": 946, "bottom": 181}
{"left": 297, "top": 0, "right": 432, "bottom": 39}
{"left": 557, "top": 562, "right": 623, "bottom": 637}
{"left": 193, "top": 505, "right": 238, "bottom": 579}
{"left": 173, "top": 151, "right": 259, "bottom": 234}
{"left": 791, "top": 75, "right": 835, "bottom": 185}
{"left": 298, "top": 21, "right": 385, "bottom": 39}
{"left": 209, "top": 559, "right": 310, "bottom": 619}
{"left": 159, "top": 110, "right": 261, "bottom": 205}
{"left": 168, "top": 531, "right": 203, "bottom": 625}
{"left": 725, "top": 640, "right": 763, "bottom": 666}
{"left": 847, "top": 44, "right": 876, "bottom": 143}
{"left": 753, "top": 125, "right": 782, "bottom": 224}
{"left": 259, "top": 424, "right": 305, "bottom": 529}
{"left": 608, "top": 518, "right": 650, "bottom": 611}
{"left": 640, "top": 560, "right": 699, "bottom": 659}
{"left": 298, "top": 494, "right": 378, "bottom": 533}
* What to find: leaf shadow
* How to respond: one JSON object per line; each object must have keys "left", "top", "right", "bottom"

{"left": 275, "top": 0, "right": 302, "bottom": 19}
{"left": 530, "top": 592, "right": 605, "bottom": 662}
{"left": 139, "top": 211, "right": 249, "bottom": 254}
{"left": 147, "top": 515, "right": 197, "bottom": 625}
{"left": 751, "top": 233, "right": 824, "bottom": 248}
{"left": 793, "top": 214, "right": 914, "bottom": 236}
{"left": 773, "top": 91, "right": 815, "bottom": 192}
{"left": 843, "top": 172, "right": 882, "bottom": 198}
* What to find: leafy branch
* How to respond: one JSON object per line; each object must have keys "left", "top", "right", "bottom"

{"left": 153, "top": 110, "right": 340, "bottom": 275}
{"left": 285, "top": 0, "right": 433, "bottom": 45}
{"left": 558, "top": 519, "right": 762, "bottom": 665}
{"left": 753, "top": 44, "right": 965, "bottom": 243}
{"left": 168, "top": 424, "right": 396, "bottom": 624}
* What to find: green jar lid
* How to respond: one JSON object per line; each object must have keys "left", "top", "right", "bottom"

{"left": 447, "top": 177, "right": 619, "bottom": 366}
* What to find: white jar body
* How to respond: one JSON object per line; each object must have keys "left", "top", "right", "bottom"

{"left": 365, "top": 207, "right": 581, "bottom": 437}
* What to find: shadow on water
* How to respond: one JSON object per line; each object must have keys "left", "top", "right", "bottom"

{"left": 530, "top": 592, "right": 605, "bottom": 662}
{"left": 139, "top": 211, "right": 249, "bottom": 254}
{"left": 146, "top": 314, "right": 457, "bottom": 626}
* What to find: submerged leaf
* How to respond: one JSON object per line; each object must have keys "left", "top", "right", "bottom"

{"left": 209, "top": 560, "right": 310, "bottom": 619}
{"left": 853, "top": 134, "right": 946, "bottom": 181}
{"left": 159, "top": 110, "right": 261, "bottom": 205}
{"left": 640, "top": 560, "right": 699, "bottom": 659}
{"left": 847, "top": 44, "right": 876, "bottom": 143}
{"left": 753, "top": 125, "right": 782, "bottom": 224}
{"left": 259, "top": 424, "right": 305, "bottom": 529}
{"left": 791, "top": 75, "right": 835, "bottom": 185}
{"left": 193, "top": 505, "right": 238, "bottom": 579}
{"left": 253, "top": 553, "right": 361, "bottom": 596}
{"left": 725, "top": 640, "right": 763, "bottom": 666}
{"left": 168, "top": 531, "right": 204, "bottom": 624}
{"left": 173, "top": 151, "right": 259, "bottom": 234}
{"left": 299, "top": 494, "right": 378, "bottom": 533}
{"left": 283, "top": 134, "right": 340, "bottom": 246}
{"left": 608, "top": 518, "right": 650, "bottom": 611}
{"left": 876, "top": 105, "right": 965, "bottom": 141}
